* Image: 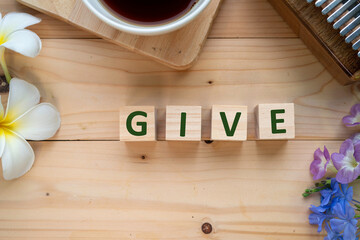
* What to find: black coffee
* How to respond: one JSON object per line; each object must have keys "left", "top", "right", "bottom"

{"left": 101, "top": 0, "right": 197, "bottom": 25}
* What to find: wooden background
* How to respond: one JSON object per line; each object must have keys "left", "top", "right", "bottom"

{"left": 0, "top": 0, "right": 360, "bottom": 239}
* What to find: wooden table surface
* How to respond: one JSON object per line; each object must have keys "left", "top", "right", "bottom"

{"left": 1, "top": 0, "right": 360, "bottom": 239}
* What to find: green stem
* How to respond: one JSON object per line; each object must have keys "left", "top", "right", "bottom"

{"left": 0, "top": 47, "right": 11, "bottom": 83}
{"left": 303, "top": 177, "right": 360, "bottom": 198}
{"left": 302, "top": 179, "right": 332, "bottom": 197}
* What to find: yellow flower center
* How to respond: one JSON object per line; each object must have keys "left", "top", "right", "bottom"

{"left": 0, "top": 112, "right": 16, "bottom": 132}
{"left": 0, "top": 34, "right": 6, "bottom": 45}
{"left": 351, "top": 157, "right": 359, "bottom": 168}
{"left": 0, "top": 122, "right": 11, "bottom": 132}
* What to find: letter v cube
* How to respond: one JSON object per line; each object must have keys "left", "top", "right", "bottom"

{"left": 211, "top": 105, "right": 248, "bottom": 141}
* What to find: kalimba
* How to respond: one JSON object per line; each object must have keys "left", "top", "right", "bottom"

{"left": 268, "top": 0, "right": 360, "bottom": 85}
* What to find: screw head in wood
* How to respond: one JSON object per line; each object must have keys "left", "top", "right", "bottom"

{"left": 201, "top": 222, "right": 212, "bottom": 234}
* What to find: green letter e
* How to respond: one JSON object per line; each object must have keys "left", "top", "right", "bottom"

{"left": 271, "top": 109, "right": 286, "bottom": 134}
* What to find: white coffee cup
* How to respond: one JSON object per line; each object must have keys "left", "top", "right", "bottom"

{"left": 82, "top": 0, "right": 211, "bottom": 36}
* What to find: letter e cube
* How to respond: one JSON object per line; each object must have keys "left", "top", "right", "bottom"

{"left": 256, "top": 103, "right": 295, "bottom": 140}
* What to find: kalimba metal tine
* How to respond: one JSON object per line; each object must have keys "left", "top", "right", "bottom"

{"left": 352, "top": 38, "right": 360, "bottom": 50}
{"left": 322, "top": 0, "right": 342, "bottom": 15}
{"left": 315, "top": 0, "right": 327, "bottom": 7}
{"left": 346, "top": 27, "right": 360, "bottom": 43}
{"left": 334, "top": 3, "right": 360, "bottom": 29}
{"left": 340, "top": 15, "right": 360, "bottom": 36}
{"left": 328, "top": 0, "right": 357, "bottom": 23}
{"left": 309, "top": 0, "right": 360, "bottom": 58}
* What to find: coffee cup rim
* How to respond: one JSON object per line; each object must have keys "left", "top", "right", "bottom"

{"left": 82, "top": 0, "right": 211, "bottom": 36}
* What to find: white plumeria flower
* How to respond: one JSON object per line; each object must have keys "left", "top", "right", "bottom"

{"left": 0, "top": 78, "right": 60, "bottom": 180}
{"left": 0, "top": 12, "right": 41, "bottom": 83}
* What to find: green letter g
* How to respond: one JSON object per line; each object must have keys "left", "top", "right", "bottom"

{"left": 126, "top": 111, "right": 147, "bottom": 136}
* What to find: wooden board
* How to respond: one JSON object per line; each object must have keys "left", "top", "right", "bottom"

{"left": 6, "top": 38, "right": 359, "bottom": 141}
{"left": 1, "top": 140, "right": 359, "bottom": 240}
{"left": 0, "top": 0, "right": 359, "bottom": 239}
{"left": 16, "top": 0, "right": 222, "bottom": 70}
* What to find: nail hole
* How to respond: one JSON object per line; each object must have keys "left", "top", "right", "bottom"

{"left": 208, "top": 81, "right": 213, "bottom": 85}
{"left": 46, "top": 192, "right": 50, "bottom": 196}
{"left": 141, "top": 155, "right": 146, "bottom": 160}
{"left": 202, "top": 222, "right": 212, "bottom": 234}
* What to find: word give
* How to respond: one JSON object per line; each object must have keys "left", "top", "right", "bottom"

{"left": 119, "top": 103, "right": 295, "bottom": 141}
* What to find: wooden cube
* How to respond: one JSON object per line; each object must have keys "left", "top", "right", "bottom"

{"left": 256, "top": 103, "right": 295, "bottom": 140}
{"left": 119, "top": 106, "right": 156, "bottom": 141}
{"left": 166, "top": 106, "right": 202, "bottom": 141}
{"left": 211, "top": 105, "right": 248, "bottom": 141}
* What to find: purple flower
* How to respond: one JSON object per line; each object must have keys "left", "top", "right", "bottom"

{"left": 351, "top": 133, "right": 360, "bottom": 146}
{"left": 330, "top": 203, "right": 357, "bottom": 240}
{"left": 310, "top": 146, "right": 331, "bottom": 180}
{"left": 331, "top": 139, "right": 360, "bottom": 184}
{"left": 343, "top": 104, "right": 360, "bottom": 127}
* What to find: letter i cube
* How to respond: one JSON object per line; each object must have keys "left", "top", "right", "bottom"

{"left": 165, "top": 106, "right": 202, "bottom": 141}
{"left": 119, "top": 106, "right": 156, "bottom": 141}
{"left": 256, "top": 103, "right": 295, "bottom": 140}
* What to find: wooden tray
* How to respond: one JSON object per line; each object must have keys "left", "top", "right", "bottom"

{"left": 17, "top": 0, "right": 222, "bottom": 70}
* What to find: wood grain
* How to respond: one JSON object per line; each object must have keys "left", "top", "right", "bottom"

{"left": 1, "top": 140, "right": 356, "bottom": 240}
{"left": 4, "top": 38, "right": 360, "bottom": 141}
{"left": 17, "top": 0, "right": 222, "bottom": 70}
{"left": 210, "top": 0, "right": 296, "bottom": 38}
{"left": 0, "top": 0, "right": 295, "bottom": 39}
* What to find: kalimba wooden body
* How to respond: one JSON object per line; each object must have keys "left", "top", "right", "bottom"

{"left": 268, "top": 0, "right": 360, "bottom": 85}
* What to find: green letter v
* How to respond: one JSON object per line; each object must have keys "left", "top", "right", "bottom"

{"left": 220, "top": 112, "right": 241, "bottom": 137}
